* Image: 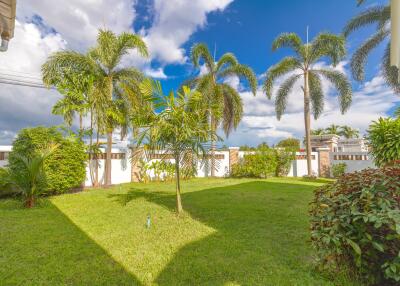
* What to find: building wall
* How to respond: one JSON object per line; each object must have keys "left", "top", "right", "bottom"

{"left": 330, "top": 152, "right": 375, "bottom": 174}
{"left": 287, "top": 152, "right": 319, "bottom": 177}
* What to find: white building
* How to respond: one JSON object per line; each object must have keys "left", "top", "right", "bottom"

{"left": 0, "top": 145, "right": 12, "bottom": 167}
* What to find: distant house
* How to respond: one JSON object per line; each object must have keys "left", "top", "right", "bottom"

{"left": 310, "top": 134, "right": 368, "bottom": 152}
{"left": 0, "top": 145, "right": 12, "bottom": 167}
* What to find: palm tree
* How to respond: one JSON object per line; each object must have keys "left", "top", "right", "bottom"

{"left": 264, "top": 32, "right": 352, "bottom": 176}
{"left": 344, "top": 1, "right": 400, "bottom": 93}
{"left": 190, "top": 43, "right": 257, "bottom": 177}
{"left": 42, "top": 29, "right": 148, "bottom": 187}
{"left": 135, "top": 80, "right": 218, "bottom": 214}
{"left": 325, "top": 124, "right": 342, "bottom": 136}
{"left": 311, "top": 128, "right": 326, "bottom": 135}
{"left": 1, "top": 144, "right": 58, "bottom": 208}
{"left": 340, "top": 125, "right": 360, "bottom": 139}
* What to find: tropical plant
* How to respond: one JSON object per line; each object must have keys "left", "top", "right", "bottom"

{"left": 325, "top": 124, "right": 342, "bottom": 136}
{"left": 344, "top": 1, "right": 400, "bottom": 93}
{"left": 367, "top": 117, "right": 400, "bottom": 167}
{"left": 331, "top": 162, "right": 347, "bottom": 178}
{"left": 231, "top": 150, "right": 277, "bottom": 178}
{"left": 8, "top": 126, "right": 87, "bottom": 194}
{"left": 2, "top": 144, "right": 58, "bottom": 208}
{"left": 42, "top": 29, "right": 149, "bottom": 187}
{"left": 310, "top": 167, "right": 400, "bottom": 284}
{"left": 340, "top": 125, "right": 360, "bottom": 139}
{"left": 190, "top": 43, "right": 257, "bottom": 177}
{"left": 135, "top": 80, "right": 218, "bottom": 214}
{"left": 311, "top": 128, "right": 326, "bottom": 135}
{"left": 264, "top": 32, "right": 352, "bottom": 176}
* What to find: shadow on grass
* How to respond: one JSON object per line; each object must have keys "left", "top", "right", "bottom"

{"left": 110, "top": 181, "right": 344, "bottom": 285}
{"left": 0, "top": 199, "right": 142, "bottom": 285}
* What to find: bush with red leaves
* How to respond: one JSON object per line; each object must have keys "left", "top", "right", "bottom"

{"left": 310, "top": 167, "right": 400, "bottom": 285}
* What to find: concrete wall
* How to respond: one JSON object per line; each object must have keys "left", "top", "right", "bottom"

{"left": 287, "top": 152, "right": 319, "bottom": 177}
{"left": 330, "top": 152, "right": 375, "bottom": 174}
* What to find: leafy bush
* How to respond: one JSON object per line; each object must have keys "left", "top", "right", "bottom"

{"left": 367, "top": 117, "right": 400, "bottom": 167}
{"left": 231, "top": 150, "right": 277, "bottom": 178}
{"left": 331, "top": 162, "right": 347, "bottom": 178}
{"left": 310, "top": 167, "right": 400, "bottom": 285}
{"left": 275, "top": 149, "right": 295, "bottom": 177}
{"left": 8, "top": 126, "right": 86, "bottom": 194}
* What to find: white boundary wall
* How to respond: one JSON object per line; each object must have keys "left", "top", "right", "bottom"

{"left": 330, "top": 152, "right": 375, "bottom": 174}
{"left": 287, "top": 152, "right": 319, "bottom": 177}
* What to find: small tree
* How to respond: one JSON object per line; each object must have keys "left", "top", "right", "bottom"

{"left": 135, "top": 81, "right": 218, "bottom": 214}
{"left": 276, "top": 138, "right": 300, "bottom": 150}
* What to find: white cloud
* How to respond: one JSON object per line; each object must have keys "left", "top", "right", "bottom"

{"left": 0, "top": 21, "right": 64, "bottom": 144}
{"left": 144, "top": 67, "right": 168, "bottom": 79}
{"left": 222, "top": 66, "right": 400, "bottom": 147}
{"left": 144, "top": 0, "right": 233, "bottom": 63}
{"left": 17, "top": 0, "right": 137, "bottom": 49}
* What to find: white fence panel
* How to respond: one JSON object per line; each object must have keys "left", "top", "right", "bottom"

{"left": 330, "top": 152, "right": 375, "bottom": 174}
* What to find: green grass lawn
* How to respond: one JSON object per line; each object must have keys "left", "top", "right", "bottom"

{"left": 0, "top": 178, "right": 360, "bottom": 286}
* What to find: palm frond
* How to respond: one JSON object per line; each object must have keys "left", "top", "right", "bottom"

{"left": 263, "top": 57, "right": 301, "bottom": 99}
{"left": 310, "top": 33, "right": 346, "bottom": 66}
{"left": 382, "top": 41, "right": 400, "bottom": 94}
{"left": 219, "top": 64, "right": 257, "bottom": 95}
{"left": 216, "top": 53, "right": 238, "bottom": 72}
{"left": 275, "top": 74, "right": 300, "bottom": 120}
{"left": 316, "top": 69, "right": 352, "bottom": 113}
{"left": 191, "top": 43, "right": 214, "bottom": 71}
{"left": 272, "top": 33, "right": 303, "bottom": 54}
{"left": 343, "top": 5, "right": 389, "bottom": 37}
{"left": 308, "top": 72, "right": 324, "bottom": 119}
{"left": 220, "top": 84, "right": 243, "bottom": 136}
{"left": 351, "top": 28, "right": 389, "bottom": 81}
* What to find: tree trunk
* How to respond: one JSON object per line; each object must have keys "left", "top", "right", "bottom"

{"left": 105, "top": 130, "right": 112, "bottom": 186}
{"left": 79, "top": 114, "right": 83, "bottom": 133}
{"left": 175, "top": 153, "right": 183, "bottom": 214}
{"left": 105, "top": 78, "right": 113, "bottom": 187}
{"left": 89, "top": 109, "right": 95, "bottom": 187}
{"left": 210, "top": 115, "right": 216, "bottom": 177}
{"left": 95, "top": 125, "right": 99, "bottom": 187}
{"left": 25, "top": 196, "right": 34, "bottom": 208}
{"left": 303, "top": 71, "right": 313, "bottom": 176}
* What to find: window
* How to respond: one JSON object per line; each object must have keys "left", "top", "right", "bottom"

{"left": 0, "top": 152, "right": 9, "bottom": 161}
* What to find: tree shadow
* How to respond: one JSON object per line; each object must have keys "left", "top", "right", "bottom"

{"left": 110, "top": 181, "right": 342, "bottom": 285}
{"left": 0, "top": 199, "right": 142, "bottom": 285}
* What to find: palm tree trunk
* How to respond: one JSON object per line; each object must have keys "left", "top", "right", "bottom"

{"left": 210, "top": 115, "right": 216, "bottom": 177}
{"left": 95, "top": 124, "right": 99, "bottom": 187}
{"left": 89, "top": 109, "right": 95, "bottom": 187}
{"left": 303, "top": 71, "right": 313, "bottom": 176}
{"left": 79, "top": 114, "right": 83, "bottom": 133}
{"left": 175, "top": 153, "right": 183, "bottom": 214}
{"left": 105, "top": 78, "right": 113, "bottom": 187}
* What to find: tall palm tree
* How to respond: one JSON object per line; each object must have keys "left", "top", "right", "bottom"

{"left": 340, "top": 125, "right": 360, "bottom": 139}
{"left": 344, "top": 1, "right": 400, "bottom": 93}
{"left": 325, "top": 124, "right": 342, "bottom": 136}
{"left": 264, "top": 33, "right": 352, "bottom": 176}
{"left": 190, "top": 43, "right": 257, "bottom": 176}
{"left": 42, "top": 29, "right": 148, "bottom": 187}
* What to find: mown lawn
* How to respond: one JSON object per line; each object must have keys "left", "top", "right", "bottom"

{"left": 0, "top": 178, "right": 360, "bottom": 286}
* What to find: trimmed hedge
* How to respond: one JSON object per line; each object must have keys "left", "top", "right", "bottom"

{"left": 310, "top": 167, "right": 400, "bottom": 285}
{"left": 8, "top": 126, "right": 86, "bottom": 194}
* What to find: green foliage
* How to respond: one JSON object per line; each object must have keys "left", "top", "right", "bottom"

{"left": 275, "top": 149, "right": 295, "bottom": 177}
{"left": 367, "top": 117, "right": 400, "bottom": 167}
{"left": 310, "top": 167, "right": 400, "bottom": 284}
{"left": 231, "top": 150, "right": 277, "bottom": 178}
{"left": 276, "top": 138, "right": 300, "bottom": 150}
{"left": 331, "top": 163, "right": 347, "bottom": 178}
{"left": 1, "top": 145, "right": 58, "bottom": 207}
{"left": 8, "top": 127, "right": 86, "bottom": 195}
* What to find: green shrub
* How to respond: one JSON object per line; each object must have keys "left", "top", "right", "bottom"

{"left": 276, "top": 138, "right": 300, "bottom": 150}
{"left": 310, "top": 167, "right": 400, "bottom": 285}
{"left": 231, "top": 150, "right": 277, "bottom": 178}
{"left": 331, "top": 163, "right": 347, "bottom": 178}
{"left": 275, "top": 149, "right": 295, "bottom": 177}
{"left": 367, "top": 117, "right": 400, "bottom": 167}
{"left": 8, "top": 126, "right": 86, "bottom": 194}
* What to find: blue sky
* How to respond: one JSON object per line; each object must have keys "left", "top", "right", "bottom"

{"left": 0, "top": 0, "right": 398, "bottom": 147}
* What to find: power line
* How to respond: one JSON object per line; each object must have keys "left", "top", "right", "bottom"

{"left": 0, "top": 78, "right": 47, "bottom": 89}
